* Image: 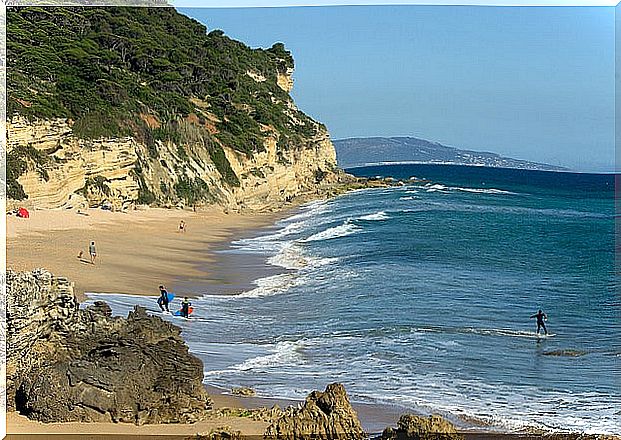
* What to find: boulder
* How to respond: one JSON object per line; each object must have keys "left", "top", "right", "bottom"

{"left": 381, "top": 414, "right": 461, "bottom": 440}
{"left": 7, "top": 269, "right": 213, "bottom": 424}
{"left": 264, "top": 383, "right": 366, "bottom": 440}
{"left": 232, "top": 386, "right": 256, "bottom": 397}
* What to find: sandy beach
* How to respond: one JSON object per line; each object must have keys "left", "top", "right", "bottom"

{"left": 7, "top": 206, "right": 283, "bottom": 301}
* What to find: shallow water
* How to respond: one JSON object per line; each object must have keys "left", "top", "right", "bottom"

{"left": 85, "top": 164, "right": 620, "bottom": 434}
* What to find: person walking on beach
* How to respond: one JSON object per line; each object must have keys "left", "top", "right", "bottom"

{"left": 89, "top": 241, "right": 97, "bottom": 264}
{"left": 530, "top": 309, "right": 548, "bottom": 335}
{"left": 181, "top": 297, "right": 191, "bottom": 319}
{"left": 179, "top": 220, "right": 186, "bottom": 233}
{"left": 158, "top": 285, "right": 170, "bottom": 313}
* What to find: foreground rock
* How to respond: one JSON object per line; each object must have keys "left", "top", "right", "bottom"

{"left": 381, "top": 414, "right": 460, "bottom": 440}
{"left": 264, "top": 383, "right": 366, "bottom": 440}
{"left": 7, "top": 269, "right": 212, "bottom": 424}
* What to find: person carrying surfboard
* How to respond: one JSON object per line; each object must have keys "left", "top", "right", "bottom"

{"left": 181, "top": 297, "right": 191, "bottom": 319}
{"left": 530, "top": 309, "right": 548, "bottom": 335}
{"left": 158, "top": 285, "right": 170, "bottom": 313}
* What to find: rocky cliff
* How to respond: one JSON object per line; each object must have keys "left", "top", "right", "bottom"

{"left": 7, "top": 269, "right": 212, "bottom": 424}
{"left": 7, "top": 7, "right": 342, "bottom": 211}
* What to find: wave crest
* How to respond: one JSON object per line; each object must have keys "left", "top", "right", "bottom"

{"left": 302, "top": 222, "right": 361, "bottom": 242}
{"left": 358, "top": 211, "right": 390, "bottom": 221}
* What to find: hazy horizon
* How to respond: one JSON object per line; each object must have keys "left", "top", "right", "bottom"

{"left": 182, "top": 5, "right": 615, "bottom": 173}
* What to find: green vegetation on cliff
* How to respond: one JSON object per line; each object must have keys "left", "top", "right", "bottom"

{"left": 7, "top": 6, "right": 326, "bottom": 203}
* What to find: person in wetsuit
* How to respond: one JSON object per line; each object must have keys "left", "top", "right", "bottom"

{"left": 530, "top": 309, "right": 548, "bottom": 335}
{"left": 157, "top": 285, "right": 170, "bottom": 312}
{"left": 181, "top": 297, "right": 191, "bottom": 319}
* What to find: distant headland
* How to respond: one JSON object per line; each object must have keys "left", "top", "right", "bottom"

{"left": 334, "top": 137, "right": 568, "bottom": 172}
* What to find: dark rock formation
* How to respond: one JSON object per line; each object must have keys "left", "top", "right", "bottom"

{"left": 381, "top": 414, "right": 461, "bottom": 440}
{"left": 264, "top": 383, "right": 366, "bottom": 440}
{"left": 542, "top": 350, "right": 587, "bottom": 357}
{"left": 7, "top": 269, "right": 212, "bottom": 424}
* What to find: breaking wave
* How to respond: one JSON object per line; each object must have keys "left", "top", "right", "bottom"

{"left": 301, "top": 222, "right": 361, "bottom": 242}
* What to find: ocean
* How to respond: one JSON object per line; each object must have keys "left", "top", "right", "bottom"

{"left": 85, "top": 164, "right": 620, "bottom": 434}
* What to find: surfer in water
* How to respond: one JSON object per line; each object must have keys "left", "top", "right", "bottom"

{"left": 530, "top": 309, "right": 548, "bottom": 335}
{"left": 157, "top": 285, "right": 170, "bottom": 313}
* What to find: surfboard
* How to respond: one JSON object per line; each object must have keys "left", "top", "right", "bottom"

{"left": 167, "top": 292, "right": 175, "bottom": 302}
{"left": 174, "top": 306, "right": 194, "bottom": 317}
{"left": 536, "top": 333, "right": 556, "bottom": 338}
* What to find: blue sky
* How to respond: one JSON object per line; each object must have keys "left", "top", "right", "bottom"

{"left": 181, "top": 5, "right": 615, "bottom": 172}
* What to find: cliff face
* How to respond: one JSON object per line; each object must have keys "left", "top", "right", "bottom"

{"left": 7, "top": 117, "right": 140, "bottom": 210}
{"left": 7, "top": 7, "right": 340, "bottom": 211}
{"left": 7, "top": 269, "right": 212, "bottom": 424}
{"left": 6, "top": 111, "right": 337, "bottom": 211}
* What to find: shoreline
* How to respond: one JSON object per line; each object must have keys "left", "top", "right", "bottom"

{"left": 6, "top": 205, "right": 289, "bottom": 301}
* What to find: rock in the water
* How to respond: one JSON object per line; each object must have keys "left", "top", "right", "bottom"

{"left": 7, "top": 269, "right": 212, "bottom": 424}
{"left": 381, "top": 414, "right": 461, "bottom": 440}
{"left": 264, "top": 383, "right": 366, "bottom": 440}
{"left": 542, "top": 349, "right": 587, "bottom": 357}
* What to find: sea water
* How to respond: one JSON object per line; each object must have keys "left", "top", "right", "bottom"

{"left": 85, "top": 164, "right": 620, "bottom": 434}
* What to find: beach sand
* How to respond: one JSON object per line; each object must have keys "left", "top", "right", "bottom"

{"left": 7, "top": 206, "right": 283, "bottom": 301}
{"left": 6, "top": 408, "right": 269, "bottom": 439}
{"left": 6, "top": 204, "right": 407, "bottom": 438}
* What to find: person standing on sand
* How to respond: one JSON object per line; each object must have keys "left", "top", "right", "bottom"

{"left": 89, "top": 241, "right": 97, "bottom": 264}
{"left": 158, "top": 285, "right": 170, "bottom": 313}
{"left": 179, "top": 220, "right": 186, "bottom": 233}
{"left": 530, "top": 309, "right": 548, "bottom": 335}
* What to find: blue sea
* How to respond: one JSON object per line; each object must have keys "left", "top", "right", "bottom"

{"left": 85, "top": 164, "right": 620, "bottom": 434}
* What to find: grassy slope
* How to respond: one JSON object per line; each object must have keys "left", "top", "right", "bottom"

{"left": 7, "top": 6, "right": 326, "bottom": 201}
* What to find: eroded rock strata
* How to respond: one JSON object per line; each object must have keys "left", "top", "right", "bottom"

{"left": 7, "top": 269, "right": 212, "bottom": 424}
{"left": 264, "top": 383, "right": 366, "bottom": 440}
{"left": 7, "top": 7, "right": 346, "bottom": 212}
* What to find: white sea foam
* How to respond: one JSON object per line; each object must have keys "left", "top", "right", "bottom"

{"left": 234, "top": 341, "right": 306, "bottom": 371}
{"left": 232, "top": 221, "right": 307, "bottom": 251}
{"left": 285, "top": 201, "right": 331, "bottom": 223}
{"left": 454, "top": 187, "right": 516, "bottom": 195}
{"left": 420, "top": 182, "right": 516, "bottom": 195}
{"left": 358, "top": 211, "right": 390, "bottom": 221}
{"left": 302, "top": 222, "right": 361, "bottom": 242}
{"left": 237, "top": 273, "right": 301, "bottom": 298}
{"left": 267, "top": 242, "right": 339, "bottom": 270}
{"left": 425, "top": 184, "right": 450, "bottom": 193}
{"left": 411, "top": 326, "right": 558, "bottom": 339}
